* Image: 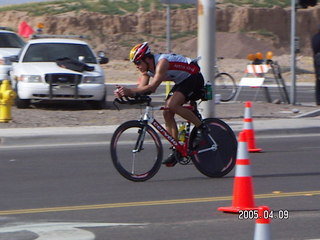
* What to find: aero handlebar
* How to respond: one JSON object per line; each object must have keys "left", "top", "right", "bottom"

{"left": 113, "top": 95, "right": 152, "bottom": 110}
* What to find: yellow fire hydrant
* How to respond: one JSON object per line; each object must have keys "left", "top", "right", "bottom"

{"left": 0, "top": 80, "right": 16, "bottom": 123}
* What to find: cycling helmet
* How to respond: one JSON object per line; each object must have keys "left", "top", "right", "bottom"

{"left": 129, "top": 42, "right": 151, "bottom": 62}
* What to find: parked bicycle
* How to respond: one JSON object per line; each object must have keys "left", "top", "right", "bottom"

{"left": 110, "top": 95, "right": 237, "bottom": 182}
{"left": 214, "top": 57, "right": 237, "bottom": 102}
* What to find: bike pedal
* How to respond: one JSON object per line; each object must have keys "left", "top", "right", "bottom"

{"left": 165, "top": 161, "right": 177, "bottom": 167}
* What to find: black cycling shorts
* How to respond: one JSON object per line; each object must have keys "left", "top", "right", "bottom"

{"left": 167, "top": 73, "right": 204, "bottom": 101}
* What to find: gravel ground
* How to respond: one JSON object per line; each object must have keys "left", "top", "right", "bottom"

{"left": 0, "top": 57, "right": 318, "bottom": 129}
{"left": 1, "top": 98, "right": 318, "bottom": 129}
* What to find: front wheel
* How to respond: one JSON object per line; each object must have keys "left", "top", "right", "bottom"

{"left": 215, "top": 72, "right": 237, "bottom": 102}
{"left": 110, "top": 120, "right": 163, "bottom": 182}
{"left": 189, "top": 118, "right": 237, "bottom": 178}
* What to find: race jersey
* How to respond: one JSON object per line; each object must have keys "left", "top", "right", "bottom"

{"left": 147, "top": 53, "right": 200, "bottom": 84}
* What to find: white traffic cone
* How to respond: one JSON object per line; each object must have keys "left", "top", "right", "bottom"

{"left": 218, "top": 131, "right": 256, "bottom": 213}
{"left": 253, "top": 206, "right": 272, "bottom": 240}
{"left": 243, "top": 101, "right": 262, "bottom": 153}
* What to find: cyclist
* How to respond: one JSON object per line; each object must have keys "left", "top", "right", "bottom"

{"left": 114, "top": 42, "right": 207, "bottom": 167}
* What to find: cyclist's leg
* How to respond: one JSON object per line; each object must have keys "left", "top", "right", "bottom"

{"left": 171, "top": 73, "right": 209, "bottom": 147}
{"left": 162, "top": 75, "right": 204, "bottom": 166}
{"left": 168, "top": 74, "right": 204, "bottom": 127}
{"left": 167, "top": 91, "right": 202, "bottom": 127}
{"left": 162, "top": 93, "right": 183, "bottom": 166}
{"left": 163, "top": 99, "right": 178, "bottom": 140}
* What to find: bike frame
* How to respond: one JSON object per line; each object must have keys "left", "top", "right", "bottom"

{"left": 138, "top": 102, "right": 219, "bottom": 161}
{"left": 141, "top": 105, "right": 194, "bottom": 158}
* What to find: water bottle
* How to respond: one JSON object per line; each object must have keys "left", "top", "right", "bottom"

{"left": 205, "top": 81, "right": 213, "bottom": 100}
{"left": 178, "top": 122, "right": 186, "bottom": 143}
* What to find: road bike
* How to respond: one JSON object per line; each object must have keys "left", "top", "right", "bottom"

{"left": 110, "top": 95, "right": 237, "bottom": 182}
{"left": 214, "top": 57, "right": 237, "bottom": 102}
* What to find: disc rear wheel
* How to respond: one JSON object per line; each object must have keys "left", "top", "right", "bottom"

{"left": 189, "top": 118, "right": 237, "bottom": 178}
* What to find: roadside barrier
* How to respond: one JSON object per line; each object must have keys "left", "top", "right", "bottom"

{"left": 218, "top": 131, "right": 257, "bottom": 213}
{"left": 253, "top": 206, "right": 272, "bottom": 240}
{"left": 246, "top": 64, "right": 270, "bottom": 76}
{"left": 243, "top": 101, "right": 262, "bottom": 153}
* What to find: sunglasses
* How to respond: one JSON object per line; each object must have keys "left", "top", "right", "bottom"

{"left": 134, "top": 60, "right": 142, "bottom": 65}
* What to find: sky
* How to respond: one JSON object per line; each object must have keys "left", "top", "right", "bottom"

{"left": 0, "top": 0, "right": 52, "bottom": 6}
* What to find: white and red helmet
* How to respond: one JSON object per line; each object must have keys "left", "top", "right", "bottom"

{"left": 129, "top": 42, "right": 151, "bottom": 62}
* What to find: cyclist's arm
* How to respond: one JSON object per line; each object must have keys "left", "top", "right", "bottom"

{"left": 115, "top": 72, "right": 150, "bottom": 98}
{"left": 122, "top": 59, "right": 169, "bottom": 96}
{"left": 136, "top": 72, "right": 150, "bottom": 87}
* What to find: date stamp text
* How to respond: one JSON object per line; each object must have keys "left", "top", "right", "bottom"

{"left": 238, "top": 209, "right": 289, "bottom": 220}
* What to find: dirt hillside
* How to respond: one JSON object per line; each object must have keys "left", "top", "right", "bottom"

{"left": 1, "top": 6, "right": 320, "bottom": 59}
{"left": 0, "top": 6, "right": 318, "bottom": 129}
{"left": 0, "top": 6, "right": 317, "bottom": 84}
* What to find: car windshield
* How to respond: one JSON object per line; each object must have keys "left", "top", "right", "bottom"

{"left": 22, "top": 43, "right": 97, "bottom": 63}
{"left": 0, "top": 32, "right": 25, "bottom": 48}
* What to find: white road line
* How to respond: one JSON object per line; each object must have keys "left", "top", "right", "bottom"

{"left": 0, "top": 222, "right": 146, "bottom": 240}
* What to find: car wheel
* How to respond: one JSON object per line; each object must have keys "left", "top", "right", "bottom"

{"left": 88, "top": 99, "right": 106, "bottom": 110}
{"left": 15, "top": 96, "right": 31, "bottom": 109}
{"left": 88, "top": 90, "right": 106, "bottom": 110}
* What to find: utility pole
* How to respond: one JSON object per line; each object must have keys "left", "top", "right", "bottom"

{"left": 290, "top": 0, "right": 297, "bottom": 105}
{"left": 166, "top": 0, "right": 171, "bottom": 52}
{"left": 198, "top": 0, "right": 216, "bottom": 118}
{"left": 165, "top": 0, "right": 172, "bottom": 96}
{"left": 291, "top": 0, "right": 317, "bottom": 104}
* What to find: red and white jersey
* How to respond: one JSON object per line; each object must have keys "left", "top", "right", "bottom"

{"left": 147, "top": 53, "right": 200, "bottom": 84}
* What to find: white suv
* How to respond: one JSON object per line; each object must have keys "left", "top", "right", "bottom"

{"left": 0, "top": 28, "right": 25, "bottom": 82}
{"left": 10, "top": 36, "right": 108, "bottom": 109}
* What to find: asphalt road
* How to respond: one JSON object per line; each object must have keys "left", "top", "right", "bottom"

{"left": 0, "top": 133, "right": 319, "bottom": 239}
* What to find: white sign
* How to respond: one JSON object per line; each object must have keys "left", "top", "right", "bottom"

{"left": 239, "top": 77, "right": 265, "bottom": 87}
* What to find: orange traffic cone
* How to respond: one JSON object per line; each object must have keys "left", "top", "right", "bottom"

{"left": 254, "top": 206, "right": 272, "bottom": 240}
{"left": 218, "top": 131, "right": 256, "bottom": 213}
{"left": 243, "top": 101, "right": 262, "bottom": 153}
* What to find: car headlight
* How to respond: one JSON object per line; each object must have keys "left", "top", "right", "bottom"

{"left": 0, "top": 57, "right": 11, "bottom": 65}
{"left": 83, "top": 76, "right": 104, "bottom": 84}
{"left": 20, "top": 75, "right": 42, "bottom": 83}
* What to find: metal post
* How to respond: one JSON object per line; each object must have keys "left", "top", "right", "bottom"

{"left": 166, "top": 1, "right": 171, "bottom": 53}
{"left": 166, "top": 2, "right": 171, "bottom": 96}
{"left": 290, "top": 0, "right": 297, "bottom": 105}
{"left": 198, "top": 0, "right": 216, "bottom": 118}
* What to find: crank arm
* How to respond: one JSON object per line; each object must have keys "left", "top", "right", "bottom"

{"left": 197, "top": 144, "right": 218, "bottom": 154}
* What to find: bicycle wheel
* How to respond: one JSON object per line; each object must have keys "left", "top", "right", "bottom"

{"left": 189, "top": 118, "right": 237, "bottom": 178}
{"left": 110, "top": 120, "right": 163, "bottom": 182}
{"left": 215, "top": 72, "right": 237, "bottom": 102}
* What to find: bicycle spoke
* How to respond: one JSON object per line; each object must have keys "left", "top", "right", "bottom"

{"left": 131, "top": 152, "right": 136, "bottom": 174}
{"left": 110, "top": 120, "right": 163, "bottom": 182}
